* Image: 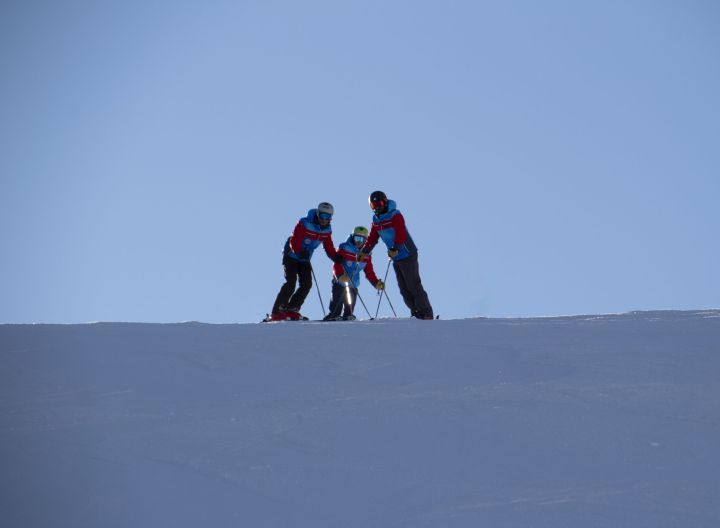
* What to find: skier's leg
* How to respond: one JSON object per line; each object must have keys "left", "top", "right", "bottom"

{"left": 325, "top": 283, "right": 345, "bottom": 320}
{"left": 395, "top": 255, "right": 433, "bottom": 318}
{"left": 342, "top": 288, "right": 358, "bottom": 318}
{"left": 393, "top": 259, "right": 416, "bottom": 312}
{"left": 272, "top": 255, "right": 299, "bottom": 313}
{"left": 287, "top": 261, "right": 313, "bottom": 310}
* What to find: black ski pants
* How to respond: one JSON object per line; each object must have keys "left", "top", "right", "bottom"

{"left": 326, "top": 282, "right": 357, "bottom": 319}
{"left": 393, "top": 254, "right": 433, "bottom": 319}
{"left": 272, "top": 254, "right": 312, "bottom": 313}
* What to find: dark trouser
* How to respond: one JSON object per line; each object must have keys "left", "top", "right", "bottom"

{"left": 393, "top": 254, "right": 433, "bottom": 318}
{"left": 326, "top": 282, "right": 357, "bottom": 319}
{"left": 272, "top": 254, "right": 312, "bottom": 314}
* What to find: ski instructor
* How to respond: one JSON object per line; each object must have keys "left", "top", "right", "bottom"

{"left": 357, "top": 191, "right": 434, "bottom": 320}
{"left": 269, "top": 202, "right": 343, "bottom": 321}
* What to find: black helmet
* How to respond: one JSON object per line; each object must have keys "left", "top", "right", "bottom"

{"left": 369, "top": 191, "right": 388, "bottom": 214}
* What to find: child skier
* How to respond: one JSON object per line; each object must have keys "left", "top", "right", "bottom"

{"left": 323, "top": 226, "right": 384, "bottom": 321}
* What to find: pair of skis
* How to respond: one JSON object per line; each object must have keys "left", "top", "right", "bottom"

{"left": 261, "top": 314, "right": 438, "bottom": 323}
{"left": 261, "top": 313, "right": 309, "bottom": 323}
{"left": 261, "top": 314, "right": 358, "bottom": 323}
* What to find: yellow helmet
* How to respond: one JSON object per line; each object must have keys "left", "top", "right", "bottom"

{"left": 353, "top": 226, "right": 368, "bottom": 238}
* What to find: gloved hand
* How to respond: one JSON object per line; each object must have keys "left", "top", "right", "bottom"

{"left": 356, "top": 251, "right": 369, "bottom": 262}
{"left": 387, "top": 247, "right": 399, "bottom": 259}
{"left": 374, "top": 279, "right": 385, "bottom": 291}
{"left": 297, "top": 250, "right": 310, "bottom": 260}
{"left": 332, "top": 253, "right": 345, "bottom": 264}
{"left": 337, "top": 273, "right": 351, "bottom": 285}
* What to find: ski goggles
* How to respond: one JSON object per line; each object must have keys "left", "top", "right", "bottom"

{"left": 370, "top": 199, "right": 386, "bottom": 211}
{"left": 318, "top": 212, "right": 333, "bottom": 221}
{"left": 353, "top": 234, "right": 367, "bottom": 244}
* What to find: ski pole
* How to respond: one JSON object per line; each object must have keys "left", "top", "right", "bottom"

{"left": 310, "top": 264, "right": 326, "bottom": 317}
{"left": 382, "top": 288, "right": 398, "bottom": 317}
{"left": 374, "top": 259, "right": 392, "bottom": 319}
{"left": 355, "top": 290, "right": 373, "bottom": 319}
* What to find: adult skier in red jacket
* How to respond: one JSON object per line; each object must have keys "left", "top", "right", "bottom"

{"left": 269, "top": 202, "right": 343, "bottom": 321}
{"left": 357, "top": 191, "right": 434, "bottom": 319}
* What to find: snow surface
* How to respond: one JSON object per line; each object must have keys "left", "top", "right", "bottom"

{"left": 1, "top": 311, "right": 719, "bottom": 527}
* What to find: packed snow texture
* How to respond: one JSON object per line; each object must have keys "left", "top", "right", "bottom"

{"left": 1, "top": 311, "right": 719, "bottom": 527}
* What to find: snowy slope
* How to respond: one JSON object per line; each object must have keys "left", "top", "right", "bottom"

{"left": 1, "top": 311, "right": 719, "bottom": 528}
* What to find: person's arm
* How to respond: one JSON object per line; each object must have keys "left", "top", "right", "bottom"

{"left": 288, "top": 221, "right": 305, "bottom": 254}
{"left": 333, "top": 247, "right": 354, "bottom": 277}
{"left": 323, "top": 234, "right": 343, "bottom": 262}
{"left": 389, "top": 212, "right": 408, "bottom": 247}
{"left": 363, "top": 256, "right": 379, "bottom": 285}
{"left": 362, "top": 223, "right": 380, "bottom": 253}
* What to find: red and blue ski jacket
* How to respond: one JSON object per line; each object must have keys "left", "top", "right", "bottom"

{"left": 363, "top": 200, "right": 418, "bottom": 262}
{"left": 332, "top": 237, "right": 379, "bottom": 288}
{"left": 284, "top": 209, "right": 338, "bottom": 263}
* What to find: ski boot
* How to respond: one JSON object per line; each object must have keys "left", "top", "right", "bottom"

{"left": 284, "top": 307, "right": 307, "bottom": 321}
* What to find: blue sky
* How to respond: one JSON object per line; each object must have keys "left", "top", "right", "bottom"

{"left": 1, "top": 0, "right": 718, "bottom": 323}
